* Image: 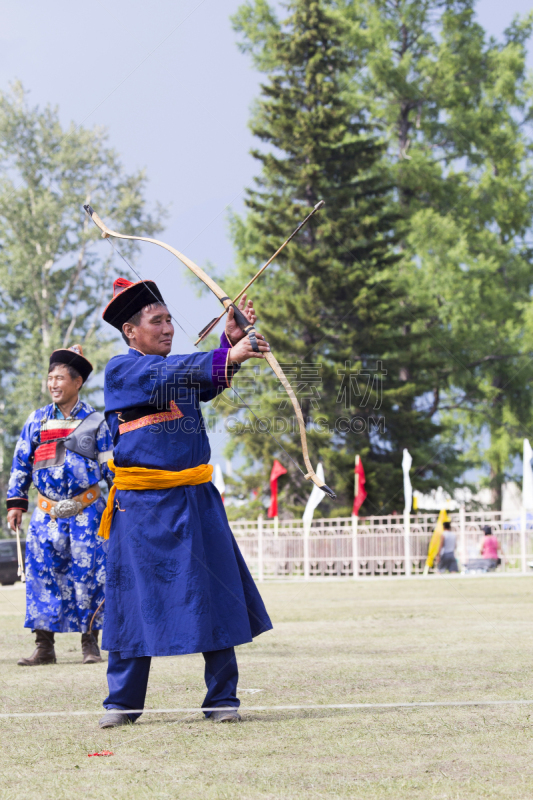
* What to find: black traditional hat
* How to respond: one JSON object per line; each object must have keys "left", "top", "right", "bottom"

{"left": 102, "top": 277, "right": 165, "bottom": 331}
{"left": 49, "top": 344, "right": 93, "bottom": 384}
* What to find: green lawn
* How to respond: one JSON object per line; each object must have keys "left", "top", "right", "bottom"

{"left": 1, "top": 576, "right": 533, "bottom": 799}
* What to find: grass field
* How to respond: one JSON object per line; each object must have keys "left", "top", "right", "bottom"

{"left": 1, "top": 576, "right": 533, "bottom": 799}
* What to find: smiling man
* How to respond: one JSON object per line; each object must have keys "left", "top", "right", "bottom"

{"left": 6, "top": 346, "right": 113, "bottom": 666}
{"left": 98, "top": 277, "right": 272, "bottom": 728}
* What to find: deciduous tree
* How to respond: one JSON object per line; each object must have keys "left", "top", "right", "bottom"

{"left": 338, "top": 0, "right": 533, "bottom": 506}
{"left": 0, "top": 83, "right": 164, "bottom": 513}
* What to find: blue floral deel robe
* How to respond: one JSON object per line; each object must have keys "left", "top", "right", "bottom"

{"left": 7, "top": 399, "right": 113, "bottom": 633}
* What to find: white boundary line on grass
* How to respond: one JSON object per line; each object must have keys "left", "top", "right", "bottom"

{"left": 1, "top": 700, "right": 533, "bottom": 719}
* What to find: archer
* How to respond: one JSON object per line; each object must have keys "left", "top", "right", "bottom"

{"left": 97, "top": 277, "right": 272, "bottom": 728}
{"left": 6, "top": 346, "right": 113, "bottom": 666}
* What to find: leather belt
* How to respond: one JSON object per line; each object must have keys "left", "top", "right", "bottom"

{"left": 37, "top": 485, "right": 101, "bottom": 519}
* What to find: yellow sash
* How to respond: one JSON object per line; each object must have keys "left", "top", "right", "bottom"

{"left": 98, "top": 459, "right": 213, "bottom": 539}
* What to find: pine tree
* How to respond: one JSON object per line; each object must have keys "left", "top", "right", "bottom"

{"left": 224, "top": 0, "right": 457, "bottom": 516}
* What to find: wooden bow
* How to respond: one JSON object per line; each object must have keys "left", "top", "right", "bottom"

{"left": 83, "top": 204, "right": 335, "bottom": 499}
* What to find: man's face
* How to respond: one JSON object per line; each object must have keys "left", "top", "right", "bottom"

{"left": 124, "top": 305, "right": 174, "bottom": 357}
{"left": 47, "top": 365, "right": 82, "bottom": 406}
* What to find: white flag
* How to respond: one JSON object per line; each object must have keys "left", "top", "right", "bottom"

{"left": 402, "top": 448, "right": 413, "bottom": 514}
{"left": 214, "top": 464, "right": 225, "bottom": 497}
{"left": 303, "top": 463, "right": 326, "bottom": 525}
{"left": 523, "top": 439, "right": 533, "bottom": 509}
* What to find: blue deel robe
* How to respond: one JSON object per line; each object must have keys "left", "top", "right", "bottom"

{"left": 102, "top": 334, "right": 272, "bottom": 659}
{"left": 7, "top": 400, "right": 113, "bottom": 632}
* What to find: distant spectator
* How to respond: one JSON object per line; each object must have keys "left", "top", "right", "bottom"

{"left": 437, "top": 521, "right": 459, "bottom": 573}
{"left": 480, "top": 525, "right": 500, "bottom": 569}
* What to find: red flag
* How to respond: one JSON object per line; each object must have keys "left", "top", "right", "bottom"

{"left": 268, "top": 460, "right": 287, "bottom": 518}
{"left": 352, "top": 456, "right": 367, "bottom": 516}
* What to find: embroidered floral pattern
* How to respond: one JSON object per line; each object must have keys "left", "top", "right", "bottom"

{"left": 7, "top": 400, "right": 113, "bottom": 632}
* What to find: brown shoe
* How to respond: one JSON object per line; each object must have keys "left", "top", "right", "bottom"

{"left": 82, "top": 630, "right": 103, "bottom": 664}
{"left": 17, "top": 630, "right": 56, "bottom": 666}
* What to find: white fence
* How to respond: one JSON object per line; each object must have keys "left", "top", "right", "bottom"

{"left": 229, "top": 510, "right": 533, "bottom": 580}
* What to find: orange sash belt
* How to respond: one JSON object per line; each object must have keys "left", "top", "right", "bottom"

{"left": 98, "top": 459, "right": 213, "bottom": 540}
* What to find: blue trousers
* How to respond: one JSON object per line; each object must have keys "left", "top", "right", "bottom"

{"left": 104, "top": 647, "right": 239, "bottom": 721}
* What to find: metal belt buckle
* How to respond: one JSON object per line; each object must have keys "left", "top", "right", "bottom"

{"left": 52, "top": 499, "right": 83, "bottom": 519}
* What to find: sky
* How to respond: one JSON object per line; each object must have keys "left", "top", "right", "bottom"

{"left": 1, "top": 0, "right": 532, "bottom": 464}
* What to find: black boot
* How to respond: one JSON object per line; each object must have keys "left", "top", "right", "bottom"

{"left": 81, "top": 630, "right": 102, "bottom": 664}
{"left": 17, "top": 630, "right": 56, "bottom": 666}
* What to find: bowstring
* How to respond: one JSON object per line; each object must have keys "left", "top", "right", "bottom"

{"left": 87, "top": 211, "right": 307, "bottom": 478}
